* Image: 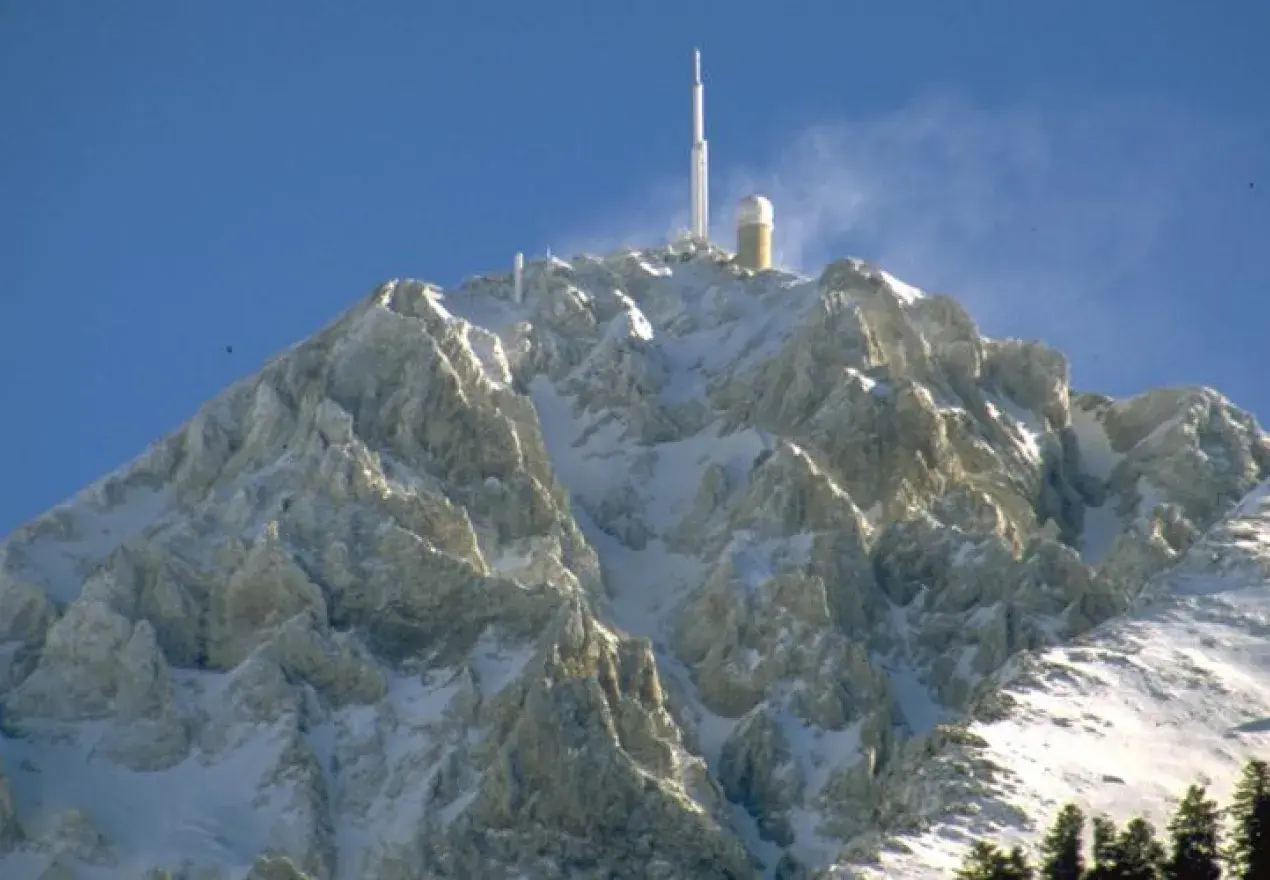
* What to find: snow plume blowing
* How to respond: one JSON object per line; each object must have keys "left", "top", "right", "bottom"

{"left": 558, "top": 88, "right": 1258, "bottom": 400}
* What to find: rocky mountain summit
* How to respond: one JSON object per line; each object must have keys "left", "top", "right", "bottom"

{"left": 1, "top": 240, "right": 1266, "bottom": 879}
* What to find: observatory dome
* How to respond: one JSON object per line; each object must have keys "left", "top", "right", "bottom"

{"left": 737, "top": 194, "right": 774, "bottom": 227}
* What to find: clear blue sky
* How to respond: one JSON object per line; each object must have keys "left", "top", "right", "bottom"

{"left": 2, "top": 1, "right": 1268, "bottom": 535}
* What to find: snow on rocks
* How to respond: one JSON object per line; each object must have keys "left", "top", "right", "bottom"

{"left": 0, "top": 246, "right": 1264, "bottom": 878}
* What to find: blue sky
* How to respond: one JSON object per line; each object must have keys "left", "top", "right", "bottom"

{"left": 2, "top": 1, "right": 1268, "bottom": 535}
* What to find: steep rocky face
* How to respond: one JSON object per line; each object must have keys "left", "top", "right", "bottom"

{"left": 0, "top": 241, "right": 1265, "bottom": 878}
{"left": 849, "top": 480, "right": 1270, "bottom": 880}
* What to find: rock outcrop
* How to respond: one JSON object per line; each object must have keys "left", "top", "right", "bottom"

{"left": 0, "top": 241, "right": 1264, "bottom": 878}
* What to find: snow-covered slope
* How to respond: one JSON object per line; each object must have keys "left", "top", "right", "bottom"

{"left": 0, "top": 239, "right": 1266, "bottom": 879}
{"left": 857, "top": 479, "right": 1270, "bottom": 878}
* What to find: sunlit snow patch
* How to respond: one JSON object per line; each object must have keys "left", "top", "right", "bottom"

{"left": 879, "top": 270, "right": 926, "bottom": 304}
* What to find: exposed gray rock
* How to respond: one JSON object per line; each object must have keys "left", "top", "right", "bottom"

{"left": 5, "top": 598, "right": 136, "bottom": 720}
{"left": 719, "top": 706, "right": 803, "bottom": 846}
{"left": 0, "top": 246, "right": 1263, "bottom": 879}
{"left": 208, "top": 522, "right": 329, "bottom": 670}
{"left": 38, "top": 808, "right": 115, "bottom": 866}
{"left": 0, "top": 572, "right": 55, "bottom": 646}
{"left": 246, "top": 854, "right": 314, "bottom": 880}
{"left": 0, "top": 760, "right": 22, "bottom": 851}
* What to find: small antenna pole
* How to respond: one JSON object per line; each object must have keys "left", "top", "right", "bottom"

{"left": 690, "top": 48, "right": 709, "bottom": 241}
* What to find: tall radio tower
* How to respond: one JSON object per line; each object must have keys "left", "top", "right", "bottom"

{"left": 691, "top": 48, "right": 709, "bottom": 241}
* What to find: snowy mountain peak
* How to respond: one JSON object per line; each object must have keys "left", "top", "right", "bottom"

{"left": 0, "top": 246, "right": 1266, "bottom": 878}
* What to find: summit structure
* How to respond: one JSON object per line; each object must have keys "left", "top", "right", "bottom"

{"left": 689, "top": 49, "right": 776, "bottom": 266}
{"left": 736, "top": 194, "right": 774, "bottom": 270}
{"left": 690, "top": 48, "right": 709, "bottom": 241}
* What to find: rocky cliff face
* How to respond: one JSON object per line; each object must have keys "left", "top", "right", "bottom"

{"left": 0, "top": 240, "right": 1265, "bottom": 879}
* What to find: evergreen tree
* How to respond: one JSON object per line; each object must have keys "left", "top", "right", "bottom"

{"left": 1115, "top": 817, "right": 1166, "bottom": 880}
{"left": 1224, "top": 759, "right": 1270, "bottom": 880}
{"left": 1082, "top": 815, "right": 1165, "bottom": 880}
{"left": 1088, "top": 815, "right": 1123, "bottom": 880}
{"left": 1165, "top": 784, "right": 1222, "bottom": 880}
{"left": 1003, "top": 845, "right": 1036, "bottom": 880}
{"left": 1039, "top": 803, "right": 1085, "bottom": 880}
{"left": 956, "top": 840, "right": 1035, "bottom": 880}
{"left": 958, "top": 841, "right": 1007, "bottom": 880}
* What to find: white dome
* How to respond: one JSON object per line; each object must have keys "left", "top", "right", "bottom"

{"left": 736, "top": 194, "right": 774, "bottom": 227}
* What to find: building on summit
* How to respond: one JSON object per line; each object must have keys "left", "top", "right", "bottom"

{"left": 735, "top": 194, "right": 774, "bottom": 270}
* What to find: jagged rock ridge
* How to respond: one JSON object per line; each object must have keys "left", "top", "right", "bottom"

{"left": 0, "top": 239, "right": 1265, "bottom": 878}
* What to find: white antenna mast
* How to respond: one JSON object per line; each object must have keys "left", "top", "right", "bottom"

{"left": 691, "top": 48, "right": 709, "bottom": 241}
{"left": 513, "top": 252, "right": 524, "bottom": 304}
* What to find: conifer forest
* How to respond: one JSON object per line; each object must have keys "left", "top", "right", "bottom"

{"left": 952, "top": 758, "right": 1270, "bottom": 880}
